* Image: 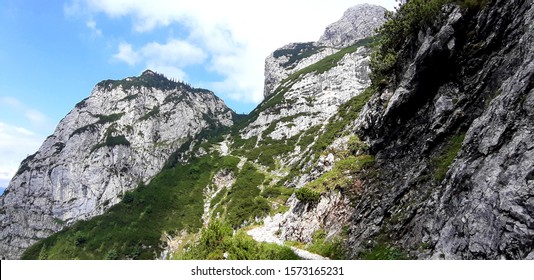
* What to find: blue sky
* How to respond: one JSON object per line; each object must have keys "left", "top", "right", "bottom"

{"left": 0, "top": 0, "right": 396, "bottom": 193}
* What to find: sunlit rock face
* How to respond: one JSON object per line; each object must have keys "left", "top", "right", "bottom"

{"left": 0, "top": 70, "right": 234, "bottom": 259}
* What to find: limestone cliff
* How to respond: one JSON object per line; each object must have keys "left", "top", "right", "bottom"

{"left": 348, "top": 0, "right": 534, "bottom": 259}
{"left": 263, "top": 4, "right": 386, "bottom": 98}
{"left": 0, "top": 70, "right": 233, "bottom": 259}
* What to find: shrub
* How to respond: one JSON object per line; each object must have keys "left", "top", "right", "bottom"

{"left": 224, "top": 163, "right": 268, "bottom": 228}
{"left": 177, "top": 220, "right": 299, "bottom": 260}
{"left": 295, "top": 187, "right": 321, "bottom": 203}
{"left": 306, "top": 155, "right": 375, "bottom": 194}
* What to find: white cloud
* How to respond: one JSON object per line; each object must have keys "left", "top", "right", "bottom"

{"left": 113, "top": 39, "right": 206, "bottom": 80}
{"left": 86, "top": 19, "right": 103, "bottom": 37}
{"left": 113, "top": 43, "right": 140, "bottom": 65}
{"left": 141, "top": 40, "right": 207, "bottom": 66}
{"left": 0, "top": 96, "right": 49, "bottom": 126}
{"left": 0, "top": 122, "right": 45, "bottom": 184}
{"left": 76, "top": 0, "right": 397, "bottom": 105}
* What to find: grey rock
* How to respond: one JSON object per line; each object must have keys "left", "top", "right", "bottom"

{"left": 263, "top": 4, "right": 386, "bottom": 98}
{"left": 347, "top": 0, "right": 534, "bottom": 259}
{"left": 318, "top": 4, "right": 387, "bottom": 49}
{"left": 0, "top": 71, "right": 233, "bottom": 259}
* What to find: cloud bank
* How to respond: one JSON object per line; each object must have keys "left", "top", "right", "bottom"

{"left": 0, "top": 122, "right": 45, "bottom": 190}
{"left": 68, "top": 0, "right": 396, "bottom": 105}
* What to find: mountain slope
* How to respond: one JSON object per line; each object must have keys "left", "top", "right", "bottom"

{"left": 16, "top": 4, "right": 385, "bottom": 260}
{"left": 347, "top": 0, "right": 534, "bottom": 259}
{"left": 4, "top": 0, "right": 534, "bottom": 260}
{"left": 0, "top": 70, "right": 234, "bottom": 259}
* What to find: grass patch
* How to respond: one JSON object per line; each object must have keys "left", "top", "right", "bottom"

{"left": 360, "top": 243, "right": 409, "bottom": 260}
{"left": 306, "top": 155, "right": 375, "bottom": 194}
{"left": 313, "top": 87, "right": 375, "bottom": 153}
{"left": 307, "top": 229, "right": 347, "bottom": 259}
{"left": 433, "top": 133, "right": 466, "bottom": 181}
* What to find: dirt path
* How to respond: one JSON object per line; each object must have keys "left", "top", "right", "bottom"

{"left": 247, "top": 214, "right": 328, "bottom": 260}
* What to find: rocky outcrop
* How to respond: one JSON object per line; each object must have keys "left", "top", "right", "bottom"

{"left": 243, "top": 4, "right": 384, "bottom": 252}
{"left": 346, "top": 0, "right": 534, "bottom": 259}
{"left": 0, "top": 70, "right": 234, "bottom": 259}
{"left": 318, "top": 4, "right": 387, "bottom": 48}
{"left": 263, "top": 4, "right": 386, "bottom": 98}
{"left": 279, "top": 192, "right": 353, "bottom": 244}
{"left": 246, "top": 46, "right": 371, "bottom": 144}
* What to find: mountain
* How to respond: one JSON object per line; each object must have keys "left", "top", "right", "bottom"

{"left": 2, "top": 0, "right": 533, "bottom": 260}
{"left": 263, "top": 4, "right": 386, "bottom": 98}
{"left": 0, "top": 70, "right": 234, "bottom": 259}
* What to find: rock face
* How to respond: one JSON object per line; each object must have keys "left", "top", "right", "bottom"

{"left": 346, "top": 0, "right": 534, "bottom": 259}
{"left": 318, "top": 4, "right": 387, "bottom": 48}
{"left": 263, "top": 4, "right": 386, "bottom": 98}
{"left": 0, "top": 70, "right": 233, "bottom": 259}
{"left": 246, "top": 46, "right": 371, "bottom": 143}
{"left": 238, "top": 6, "right": 381, "bottom": 253}
{"left": 250, "top": 0, "right": 533, "bottom": 260}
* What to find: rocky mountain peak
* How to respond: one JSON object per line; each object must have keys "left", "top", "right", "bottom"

{"left": 262, "top": 4, "right": 386, "bottom": 98}
{"left": 0, "top": 70, "right": 234, "bottom": 259}
{"left": 96, "top": 69, "right": 202, "bottom": 93}
{"left": 318, "top": 3, "right": 387, "bottom": 49}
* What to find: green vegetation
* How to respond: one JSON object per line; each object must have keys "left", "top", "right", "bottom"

{"left": 371, "top": 0, "right": 488, "bottom": 87}
{"left": 163, "top": 92, "right": 186, "bottom": 104}
{"left": 224, "top": 163, "right": 269, "bottom": 228}
{"left": 312, "top": 87, "right": 375, "bottom": 156}
{"left": 219, "top": 156, "right": 240, "bottom": 174}
{"left": 249, "top": 143, "right": 295, "bottom": 170}
{"left": 295, "top": 187, "right": 321, "bottom": 203}
{"left": 139, "top": 106, "right": 160, "bottom": 121}
{"left": 92, "top": 135, "right": 131, "bottom": 152}
{"left": 97, "top": 70, "right": 209, "bottom": 93}
{"left": 21, "top": 155, "right": 236, "bottom": 260}
{"left": 70, "top": 124, "right": 97, "bottom": 137}
{"left": 176, "top": 220, "right": 299, "bottom": 260}
{"left": 70, "top": 113, "right": 125, "bottom": 138}
{"left": 273, "top": 42, "right": 322, "bottom": 68}
{"left": 305, "top": 155, "right": 375, "bottom": 194}
{"left": 246, "top": 38, "right": 375, "bottom": 127}
{"left": 119, "top": 94, "right": 139, "bottom": 102}
{"left": 360, "top": 242, "right": 409, "bottom": 260}
{"left": 433, "top": 133, "right": 466, "bottom": 181}
{"left": 298, "top": 37, "right": 375, "bottom": 76}
{"left": 261, "top": 186, "right": 294, "bottom": 198}
{"left": 74, "top": 98, "right": 89, "bottom": 109}
{"left": 96, "top": 113, "right": 125, "bottom": 124}
{"left": 307, "top": 229, "right": 346, "bottom": 259}
{"left": 15, "top": 152, "right": 38, "bottom": 176}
